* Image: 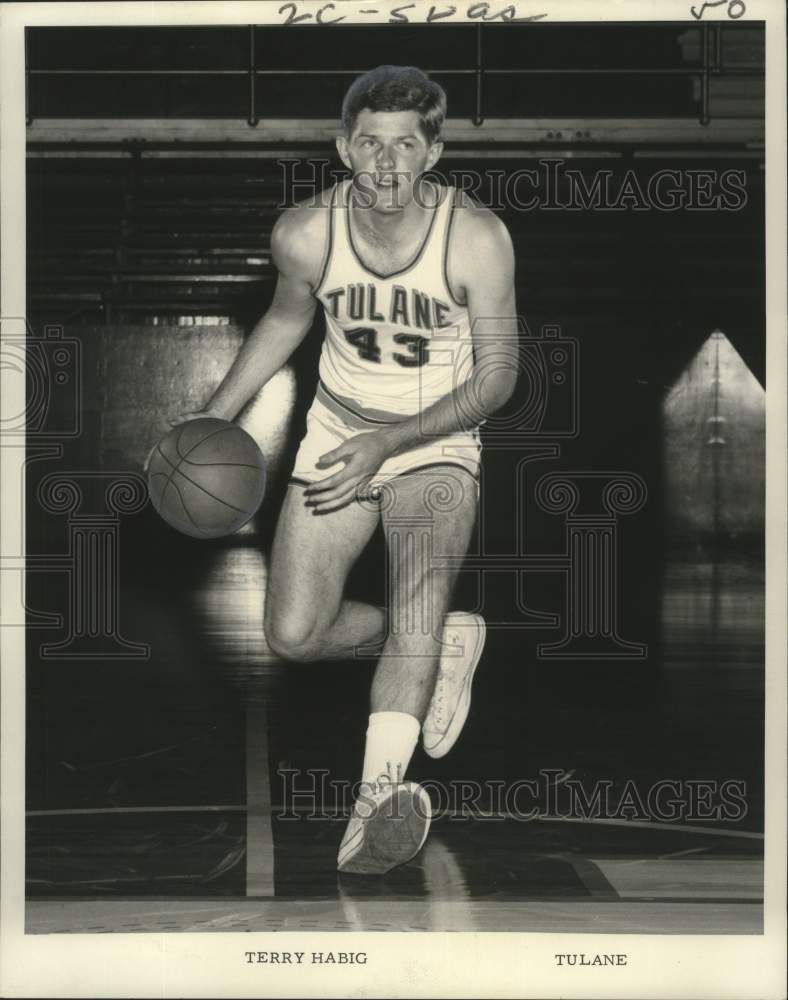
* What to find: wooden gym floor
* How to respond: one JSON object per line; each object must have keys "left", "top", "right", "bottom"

{"left": 25, "top": 547, "right": 764, "bottom": 934}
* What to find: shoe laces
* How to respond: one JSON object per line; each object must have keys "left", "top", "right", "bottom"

{"left": 432, "top": 665, "right": 456, "bottom": 723}
{"left": 430, "top": 629, "right": 465, "bottom": 724}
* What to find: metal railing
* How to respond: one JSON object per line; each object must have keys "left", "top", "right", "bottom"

{"left": 26, "top": 24, "right": 764, "bottom": 129}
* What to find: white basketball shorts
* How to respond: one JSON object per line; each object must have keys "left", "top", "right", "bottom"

{"left": 290, "top": 383, "right": 481, "bottom": 494}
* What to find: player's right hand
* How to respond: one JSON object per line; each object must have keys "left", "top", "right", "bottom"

{"left": 167, "top": 408, "right": 220, "bottom": 428}
{"left": 143, "top": 410, "right": 222, "bottom": 475}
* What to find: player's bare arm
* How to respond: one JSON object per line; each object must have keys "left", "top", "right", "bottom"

{"left": 306, "top": 204, "right": 518, "bottom": 512}
{"left": 173, "top": 202, "right": 327, "bottom": 425}
{"left": 390, "top": 202, "right": 519, "bottom": 439}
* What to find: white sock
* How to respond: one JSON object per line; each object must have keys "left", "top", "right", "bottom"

{"left": 360, "top": 711, "right": 420, "bottom": 790}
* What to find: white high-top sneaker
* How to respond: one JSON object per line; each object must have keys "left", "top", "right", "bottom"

{"left": 337, "top": 781, "right": 432, "bottom": 875}
{"left": 422, "top": 612, "right": 486, "bottom": 759}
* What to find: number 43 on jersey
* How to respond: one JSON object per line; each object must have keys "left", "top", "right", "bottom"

{"left": 345, "top": 326, "right": 429, "bottom": 367}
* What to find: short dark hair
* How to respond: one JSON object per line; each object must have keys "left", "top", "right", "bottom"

{"left": 341, "top": 65, "right": 447, "bottom": 144}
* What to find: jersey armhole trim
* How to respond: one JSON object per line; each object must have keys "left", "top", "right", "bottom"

{"left": 311, "top": 183, "right": 337, "bottom": 299}
{"left": 443, "top": 187, "right": 467, "bottom": 309}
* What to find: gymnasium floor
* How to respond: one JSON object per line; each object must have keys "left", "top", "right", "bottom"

{"left": 25, "top": 544, "right": 764, "bottom": 934}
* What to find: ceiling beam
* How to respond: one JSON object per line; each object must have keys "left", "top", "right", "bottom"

{"left": 26, "top": 117, "right": 764, "bottom": 149}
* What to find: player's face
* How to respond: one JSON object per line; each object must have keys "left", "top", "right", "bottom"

{"left": 337, "top": 109, "right": 443, "bottom": 214}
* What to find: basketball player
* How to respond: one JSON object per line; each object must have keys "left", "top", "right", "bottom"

{"left": 171, "top": 66, "right": 518, "bottom": 873}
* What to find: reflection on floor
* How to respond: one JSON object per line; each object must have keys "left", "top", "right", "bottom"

{"left": 26, "top": 816, "right": 762, "bottom": 933}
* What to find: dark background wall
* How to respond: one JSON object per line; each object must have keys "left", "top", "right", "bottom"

{"left": 26, "top": 152, "right": 766, "bottom": 549}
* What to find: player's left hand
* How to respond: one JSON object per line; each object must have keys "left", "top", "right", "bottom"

{"left": 306, "top": 432, "right": 391, "bottom": 513}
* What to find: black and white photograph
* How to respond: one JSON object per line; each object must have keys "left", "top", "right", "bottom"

{"left": 1, "top": 1, "right": 785, "bottom": 997}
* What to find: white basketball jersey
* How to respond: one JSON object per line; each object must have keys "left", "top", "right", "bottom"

{"left": 313, "top": 179, "right": 473, "bottom": 424}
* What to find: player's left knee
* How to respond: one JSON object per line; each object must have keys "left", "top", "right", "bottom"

{"left": 269, "top": 633, "right": 326, "bottom": 663}
{"left": 265, "top": 613, "right": 327, "bottom": 663}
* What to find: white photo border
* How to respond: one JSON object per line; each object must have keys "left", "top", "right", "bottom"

{"left": 1, "top": 2, "right": 785, "bottom": 998}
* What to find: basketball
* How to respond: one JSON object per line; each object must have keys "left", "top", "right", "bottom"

{"left": 147, "top": 417, "right": 267, "bottom": 539}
